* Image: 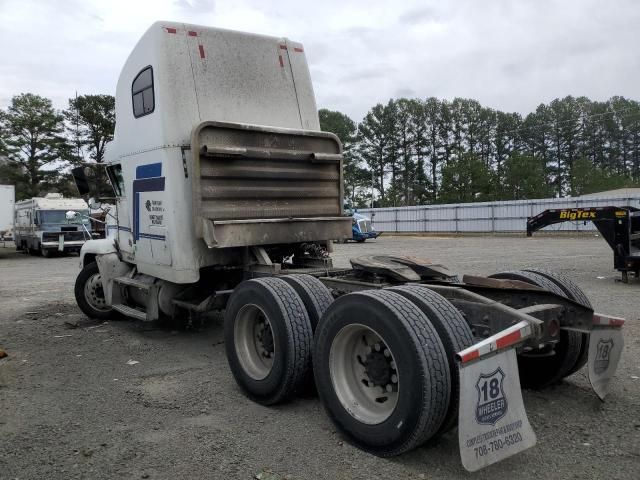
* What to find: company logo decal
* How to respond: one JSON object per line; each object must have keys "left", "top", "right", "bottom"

{"left": 594, "top": 339, "right": 614, "bottom": 374}
{"left": 476, "top": 368, "right": 508, "bottom": 425}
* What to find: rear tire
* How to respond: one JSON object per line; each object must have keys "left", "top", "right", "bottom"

{"left": 314, "top": 289, "right": 450, "bottom": 456}
{"left": 522, "top": 268, "right": 592, "bottom": 376}
{"left": 522, "top": 268, "right": 592, "bottom": 308}
{"left": 280, "top": 274, "right": 333, "bottom": 330}
{"left": 224, "top": 278, "right": 313, "bottom": 405}
{"left": 386, "top": 285, "right": 474, "bottom": 434}
{"left": 489, "top": 270, "right": 583, "bottom": 389}
{"left": 74, "top": 262, "right": 113, "bottom": 320}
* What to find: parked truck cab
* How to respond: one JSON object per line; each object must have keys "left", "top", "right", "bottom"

{"left": 76, "top": 21, "right": 350, "bottom": 318}
{"left": 351, "top": 211, "right": 379, "bottom": 242}
{"left": 73, "top": 22, "right": 626, "bottom": 472}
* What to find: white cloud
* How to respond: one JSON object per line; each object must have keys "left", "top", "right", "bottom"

{"left": 0, "top": 0, "right": 638, "bottom": 121}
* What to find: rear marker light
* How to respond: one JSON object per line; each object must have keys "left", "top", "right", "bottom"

{"left": 199, "top": 45, "right": 205, "bottom": 59}
{"left": 166, "top": 27, "right": 177, "bottom": 34}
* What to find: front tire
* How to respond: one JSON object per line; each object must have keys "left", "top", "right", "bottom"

{"left": 74, "top": 262, "right": 113, "bottom": 320}
{"left": 314, "top": 290, "right": 450, "bottom": 456}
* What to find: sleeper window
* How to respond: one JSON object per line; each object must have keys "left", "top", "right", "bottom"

{"left": 132, "top": 66, "right": 154, "bottom": 118}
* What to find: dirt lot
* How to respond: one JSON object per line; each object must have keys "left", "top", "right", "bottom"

{"left": 1, "top": 235, "right": 639, "bottom": 480}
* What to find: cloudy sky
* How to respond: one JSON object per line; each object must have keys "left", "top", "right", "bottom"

{"left": 0, "top": 0, "right": 638, "bottom": 121}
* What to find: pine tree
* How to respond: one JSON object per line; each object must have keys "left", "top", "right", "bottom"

{"left": 2, "top": 93, "right": 68, "bottom": 199}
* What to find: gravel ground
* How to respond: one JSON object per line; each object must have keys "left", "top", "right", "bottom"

{"left": 0, "top": 235, "right": 639, "bottom": 480}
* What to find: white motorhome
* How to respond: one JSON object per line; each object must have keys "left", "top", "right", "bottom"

{"left": 14, "top": 193, "right": 91, "bottom": 256}
{"left": 73, "top": 22, "right": 625, "bottom": 471}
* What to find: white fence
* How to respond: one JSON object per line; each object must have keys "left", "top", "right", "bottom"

{"left": 358, "top": 195, "right": 640, "bottom": 233}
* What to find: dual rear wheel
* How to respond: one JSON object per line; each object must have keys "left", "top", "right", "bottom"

{"left": 488, "top": 269, "right": 592, "bottom": 388}
{"left": 224, "top": 276, "right": 473, "bottom": 456}
{"left": 225, "top": 269, "right": 591, "bottom": 456}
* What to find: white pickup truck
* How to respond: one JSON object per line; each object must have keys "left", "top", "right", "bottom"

{"left": 72, "top": 21, "right": 625, "bottom": 472}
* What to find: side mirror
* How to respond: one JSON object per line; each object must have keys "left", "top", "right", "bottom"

{"left": 71, "top": 166, "right": 91, "bottom": 196}
{"left": 66, "top": 210, "right": 79, "bottom": 221}
{"left": 88, "top": 197, "right": 102, "bottom": 210}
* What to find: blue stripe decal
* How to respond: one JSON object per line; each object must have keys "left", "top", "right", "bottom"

{"left": 136, "top": 163, "right": 162, "bottom": 179}
{"left": 132, "top": 176, "right": 166, "bottom": 241}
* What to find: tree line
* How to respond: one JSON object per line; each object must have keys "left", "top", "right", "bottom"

{"left": 0, "top": 93, "right": 114, "bottom": 200}
{"left": 1, "top": 92, "right": 638, "bottom": 204}
{"left": 320, "top": 96, "right": 640, "bottom": 207}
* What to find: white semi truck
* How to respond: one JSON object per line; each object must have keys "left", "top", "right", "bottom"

{"left": 72, "top": 22, "right": 625, "bottom": 472}
{"left": 14, "top": 193, "right": 91, "bottom": 256}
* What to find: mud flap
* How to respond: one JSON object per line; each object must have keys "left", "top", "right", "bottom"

{"left": 458, "top": 348, "right": 537, "bottom": 472}
{"left": 587, "top": 328, "right": 624, "bottom": 401}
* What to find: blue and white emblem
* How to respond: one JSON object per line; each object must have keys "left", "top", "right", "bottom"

{"left": 475, "top": 368, "right": 508, "bottom": 425}
{"left": 594, "top": 338, "right": 614, "bottom": 374}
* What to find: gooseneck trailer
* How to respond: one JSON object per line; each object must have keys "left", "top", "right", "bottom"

{"left": 72, "top": 22, "right": 625, "bottom": 472}
{"left": 527, "top": 206, "right": 640, "bottom": 282}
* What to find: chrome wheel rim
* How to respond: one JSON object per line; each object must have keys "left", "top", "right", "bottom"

{"left": 234, "top": 304, "right": 275, "bottom": 380}
{"left": 84, "top": 273, "right": 109, "bottom": 311}
{"left": 329, "top": 324, "right": 399, "bottom": 425}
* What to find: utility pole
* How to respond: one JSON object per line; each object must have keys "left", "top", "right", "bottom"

{"left": 370, "top": 168, "right": 374, "bottom": 208}
{"left": 75, "top": 91, "right": 82, "bottom": 162}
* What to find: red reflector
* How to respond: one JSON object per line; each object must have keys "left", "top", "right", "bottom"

{"left": 188, "top": 31, "right": 198, "bottom": 37}
{"left": 496, "top": 330, "right": 522, "bottom": 349}
{"left": 461, "top": 350, "right": 479, "bottom": 363}
{"left": 166, "top": 27, "right": 177, "bottom": 34}
{"left": 294, "top": 47, "right": 304, "bottom": 53}
{"left": 278, "top": 54, "right": 284, "bottom": 67}
{"left": 198, "top": 44, "right": 205, "bottom": 59}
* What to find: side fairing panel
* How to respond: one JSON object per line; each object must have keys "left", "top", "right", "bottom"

{"left": 284, "top": 40, "right": 320, "bottom": 130}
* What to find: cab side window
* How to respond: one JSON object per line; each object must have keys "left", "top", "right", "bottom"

{"left": 106, "top": 164, "right": 125, "bottom": 196}
{"left": 132, "top": 66, "right": 154, "bottom": 118}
